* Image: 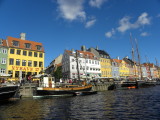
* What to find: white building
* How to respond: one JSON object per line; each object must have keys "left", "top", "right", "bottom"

{"left": 62, "top": 47, "right": 101, "bottom": 80}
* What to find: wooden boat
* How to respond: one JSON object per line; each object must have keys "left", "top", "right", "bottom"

{"left": 0, "top": 84, "right": 19, "bottom": 101}
{"left": 35, "top": 77, "right": 92, "bottom": 97}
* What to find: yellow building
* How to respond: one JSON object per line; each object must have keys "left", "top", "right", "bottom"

{"left": 100, "top": 58, "right": 112, "bottom": 77}
{"left": 119, "top": 60, "right": 130, "bottom": 78}
{"left": 6, "top": 33, "right": 44, "bottom": 80}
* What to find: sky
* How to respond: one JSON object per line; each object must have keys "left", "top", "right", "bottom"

{"left": 0, "top": 0, "right": 160, "bottom": 67}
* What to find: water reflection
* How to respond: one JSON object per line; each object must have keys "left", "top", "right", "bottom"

{"left": 0, "top": 86, "right": 160, "bottom": 120}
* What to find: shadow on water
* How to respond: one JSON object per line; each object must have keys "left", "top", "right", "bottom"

{"left": 0, "top": 86, "right": 160, "bottom": 120}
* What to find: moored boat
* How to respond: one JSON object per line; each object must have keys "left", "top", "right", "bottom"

{"left": 0, "top": 83, "right": 19, "bottom": 101}
{"left": 35, "top": 77, "right": 92, "bottom": 97}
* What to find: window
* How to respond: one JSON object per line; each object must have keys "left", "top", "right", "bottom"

{"left": 39, "top": 62, "right": 43, "bottom": 67}
{"left": 36, "top": 45, "right": 42, "bottom": 50}
{"left": 16, "top": 59, "right": 20, "bottom": 66}
{"left": 28, "top": 51, "right": 32, "bottom": 56}
{"left": 72, "top": 59, "right": 74, "bottom": 62}
{"left": 22, "top": 60, "right": 26, "bottom": 66}
{"left": 25, "top": 43, "right": 31, "bottom": 49}
{"left": 12, "top": 41, "right": 19, "bottom": 47}
{"left": 39, "top": 53, "right": 43, "bottom": 58}
{"left": 17, "top": 50, "right": 21, "bottom": 55}
{"left": 72, "top": 65, "right": 74, "bottom": 69}
{"left": 10, "top": 49, "right": 15, "bottom": 54}
{"left": 9, "top": 58, "right": 14, "bottom": 65}
{"left": 2, "top": 49, "right": 7, "bottom": 54}
{"left": 86, "top": 66, "right": 89, "bottom": 70}
{"left": 0, "top": 68, "right": 5, "bottom": 73}
{"left": 34, "top": 61, "right": 37, "bottom": 67}
{"left": 23, "top": 51, "right": 27, "bottom": 56}
{"left": 86, "top": 59, "right": 88, "bottom": 63}
{"left": 1, "top": 58, "right": 6, "bottom": 64}
{"left": 34, "top": 52, "right": 37, "bottom": 57}
{"left": 28, "top": 60, "right": 32, "bottom": 67}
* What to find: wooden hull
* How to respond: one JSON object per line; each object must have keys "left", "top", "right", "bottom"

{"left": 0, "top": 86, "right": 18, "bottom": 101}
{"left": 36, "top": 84, "right": 92, "bottom": 96}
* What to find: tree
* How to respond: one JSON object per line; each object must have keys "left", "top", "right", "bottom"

{"left": 53, "top": 66, "right": 62, "bottom": 80}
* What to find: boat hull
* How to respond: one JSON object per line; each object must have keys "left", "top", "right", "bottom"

{"left": 36, "top": 85, "right": 92, "bottom": 96}
{"left": 0, "top": 86, "right": 18, "bottom": 101}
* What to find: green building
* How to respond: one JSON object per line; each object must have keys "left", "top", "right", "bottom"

{"left": 0, "top": 38, "right": 8, "bottom": 75}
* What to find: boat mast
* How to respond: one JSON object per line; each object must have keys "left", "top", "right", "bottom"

{"left": 135, "top": 38, "right": 143, "bottom": 80}
{"left": 130, "top": 33, "right": 136, "bottom": 78}
{"left": 76, "top": 50, "right": 80, "bottom": 80}
{"left": 155, "top": 57, "right": 160, "bottom": 79}
{"left": 145, "top": 55, "right": 152, "bottom": 79}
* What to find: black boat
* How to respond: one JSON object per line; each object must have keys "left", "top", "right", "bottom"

{"left": 115, "top": 80, "right": 137, "bottom": 90}
{"left": 0, "top": 84, "right": 19, "bottom": 101}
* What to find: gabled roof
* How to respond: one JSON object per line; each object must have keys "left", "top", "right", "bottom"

{"left": 96, "top": 49, "right": 110, "bottom": 58}
{"left": 65, "top": 50, "right": 96, "bottom": 59}
{"left": 123, "top": 57, "right": 134, "bottom": 65}
{"left": 0, "top": 39, "right": 7, "bottom": 47}
{"left": 112, "top": 59, "right": 122, "bottom": 63}
{"left": 7, "top": 36, "right": 44, "bottom": 52}
{"left": 143, "top": 63, "right": 154, "bottom": 67}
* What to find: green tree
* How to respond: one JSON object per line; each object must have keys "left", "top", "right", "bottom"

{"left": 53, "top": 66, "right": 62, "bottom": 79}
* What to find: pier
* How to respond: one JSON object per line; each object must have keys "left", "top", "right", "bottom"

{"left": 91, "top": 82, "right": 115, "bottom": 91}
{"left": 19, "top": 83, "right": 37, "bottom": 97}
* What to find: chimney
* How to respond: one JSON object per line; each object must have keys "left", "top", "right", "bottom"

{"left": 81, "top": 45, "right": 86, "bottom": 51}
{"left": 117, "top": 56, "right": 120, "bottom": 60}
{"left": 96, "top": 46, "right": 99, "bottom": 50}
{"left": 20, "top": 33, "right": 26, "bottom": 40}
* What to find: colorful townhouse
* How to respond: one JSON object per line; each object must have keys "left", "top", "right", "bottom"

{"left": 89, "top": 47, "right": 112, "bottom": 78}
{"left": 111, "top": 59, "right": 119, "bottom": 79}
{"left": 123, "top": 57, "right": 135, "bottom": 77}
{"left": 6, "top": 33, "right": 45, "bottom": 80}
{"left": 119, "top": 59, "right": 130, "bottom": 78}
{"left": 62, "top": 46, "right": 101, "bottom": 81}
{"left": 0, "top": 38, "right": 8, "bottom": 75}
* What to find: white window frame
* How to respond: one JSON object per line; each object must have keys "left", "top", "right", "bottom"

{"left": 1, "top": 58, "right": 6, "bottom": 64}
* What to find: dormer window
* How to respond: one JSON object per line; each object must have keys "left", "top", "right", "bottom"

{"left": 0, "top": 38, "right": 2, "bottom": 45}
{"left": 25, "top": 43, "right": 31, "bottom": 49}
{"left": 13, "top": 40, "right": 19, "bottom": 47}
{"left": 36, "top": 45, "right": 42, "bottom": 50}
{"left": 80, "top": 53, "right": 83, "bottom": 57}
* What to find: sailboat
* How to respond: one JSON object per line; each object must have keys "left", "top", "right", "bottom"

{"left": 35, "top": 50, "right": 92, "bottom": 97}
{"left": 133, "top": 37, "right": 156, "bottom": 87}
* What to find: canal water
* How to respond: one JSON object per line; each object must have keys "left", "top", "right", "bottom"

{"left": 0, "top": 86, "right": 160, "bottom": 120}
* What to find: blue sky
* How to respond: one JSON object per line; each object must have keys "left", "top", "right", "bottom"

{"left": 0, "top": 0, "right": 160, "bottom": 67}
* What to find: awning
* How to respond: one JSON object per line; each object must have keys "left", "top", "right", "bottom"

{"left": 0, "top": 73, "right": 11, "bottom": 77}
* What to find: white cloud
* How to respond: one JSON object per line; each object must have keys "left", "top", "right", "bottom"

{"left": 89, "top": 0, "right": 107, "bottom": 8}
{"left": 105, "top": 28, "right": 115, "bottom": 38}
{"left": 85, "top": 18, "right": 96, "bottom": 28}
{"left": 140, "top": 32, "right": 149, "bottom": 37}
{"left": 117, "top": 12, "right": 151, "bottom": 33}
{"left": 57, "top": 0, "right": 86, "bottom": 21}
{"left": 157, "top": 14, "right": 160, "bottom": 18}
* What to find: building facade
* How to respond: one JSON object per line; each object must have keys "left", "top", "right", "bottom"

{"left": 6, "top": 33, "right": 45, "bottom": 80}
{"left": 89, "top": 47, "right": 112, "bottom": 78}
{"left": 45, "top": 54, "right": 63, "bottom": 76}
{"left": 111, "top": 59, "right": 119, "bottom": 79}
{"left": 0, "top": 38, "right": 8, "bottom": 75}
{"left": 62, "top": 48, "right": 101, "bottom": 80}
